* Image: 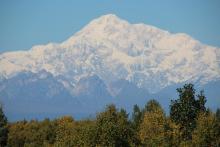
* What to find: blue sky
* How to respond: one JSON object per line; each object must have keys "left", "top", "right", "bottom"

{"left": 0, "top": 0, "right": 220, "bottom": 53}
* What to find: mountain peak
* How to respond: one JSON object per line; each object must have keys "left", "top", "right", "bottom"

{"left": 99, "top": 14, "right": 120, "bottom": 20}
{"left": 96, "top": 14, "right": 122, "bottom": 22}
{"left": 63, "top": 14, "right": 130, "bottom": 45}
{"left": 87, "top": 14, "right": 129, "bottom": 27}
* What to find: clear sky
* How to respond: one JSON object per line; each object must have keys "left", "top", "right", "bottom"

{"left": 0, "top": 0, "right": 220, "bottom": 53}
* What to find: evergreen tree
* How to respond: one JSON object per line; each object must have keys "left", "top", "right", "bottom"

{"left": 131, "top": 104, "right": 142, "bottom": 130}
{"left": 215, "top": 108, "right": 220, "bottom": 146}
{"left": 0, "top": 105, "right": 8, "bottom": 147}
{"left": 216, "top": 108, "right": 220, "bottom": 121}
{"left": 170, "top": 83, "right": 207, "bottom": 140}
{"left": 196, "top": 90, "right": 207, "bottom": 112}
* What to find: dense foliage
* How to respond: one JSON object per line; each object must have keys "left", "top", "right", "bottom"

{"left": 1, "top": 84, "right": 220, "bottom": 147}
{"left": 170, "top": 84, "right": 207, "bottom": 141}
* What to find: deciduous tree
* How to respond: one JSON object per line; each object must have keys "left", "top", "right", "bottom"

{"left": 94, "top": 104, "right": 133, "bottom": 147}
{"left": 192, "top": 112, "right": 220, "bottom": 146}
{"left": 139, "top": 100, "right": 166, "bottom": 146}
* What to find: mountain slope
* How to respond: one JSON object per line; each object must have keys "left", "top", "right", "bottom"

{"left": 0, "top": 14, "right": 220, "bottom": 120}
{"left": 0, "top": 71, "right": 115, "bottom": 120}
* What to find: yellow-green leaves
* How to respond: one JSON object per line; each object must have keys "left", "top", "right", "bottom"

{"left": 139, "top": 100, "right": 166, "bottom": 146}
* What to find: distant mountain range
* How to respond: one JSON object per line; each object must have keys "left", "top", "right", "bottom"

{"left": 0, "top": 14, "right": 220, "bottom": 121}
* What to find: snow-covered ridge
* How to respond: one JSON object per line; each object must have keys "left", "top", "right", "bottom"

{"left": 0, "top": 14, "right": 220, "bottom": 92}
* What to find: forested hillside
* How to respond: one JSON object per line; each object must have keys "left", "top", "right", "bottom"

{"left": 1, "top": 84, "right": 220, "bottom": 147}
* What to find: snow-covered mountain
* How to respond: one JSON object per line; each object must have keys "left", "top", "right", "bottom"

{"left": 1, "top": 14, "right": 220, "bottom": 92}
{"left": 0, "top": 14, "right": 220, "bottom": 120}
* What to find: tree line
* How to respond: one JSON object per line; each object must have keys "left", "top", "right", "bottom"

{"left": 0, "top": 84, "right": 220, "bottom": 147}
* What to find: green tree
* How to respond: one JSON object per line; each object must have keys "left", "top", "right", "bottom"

{"left": 72, "top": 120, "right": 96, "bottom": 147}
{"left": 143, "top": 99, "right": 162, "bottom": 113}
{"left": 216, "top": 108, "right": 220, "bottom": 121}
{"left": 23, "top": 120, "right": 43, "bottom": 147}
{"left": 170, "top": 84, "right": 207, "bottom": 140}
{"left": 196, "top": 90, "right": 207, "bottom": 112}
{"left": 7, "top": 120, "right": 27, "bottom": 147}
{"left": 38, "top": 118, "right": 56, "bottom": 145}
{"left": 131, "top": 104, "right": 143, "bottom": 146}
{"left": 131, "top": 104, "right": 142, "bottom": 129}
{"left": 139, "top": 99, "right": 166, "bottom": 146}
{"left": 54, "top": 116, "right": 76, "bottom": 146}
{"left": 164, "top": 118, "right": 182, "bottom": 147}
{"left": 192, "top": 112, "right": 220, "bottom": 146}
{"left": 8, "top": 119, "right": 56, "bottom": 147}
{"left": 0, "top": 105, "right": 8, "bottom": 147}
{"left": 94, "top": 104, "right": 133, "bottom": 147}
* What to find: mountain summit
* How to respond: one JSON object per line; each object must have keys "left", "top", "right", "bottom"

{"left": 0, "top": 14, "right": 220, "bottom": 120}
